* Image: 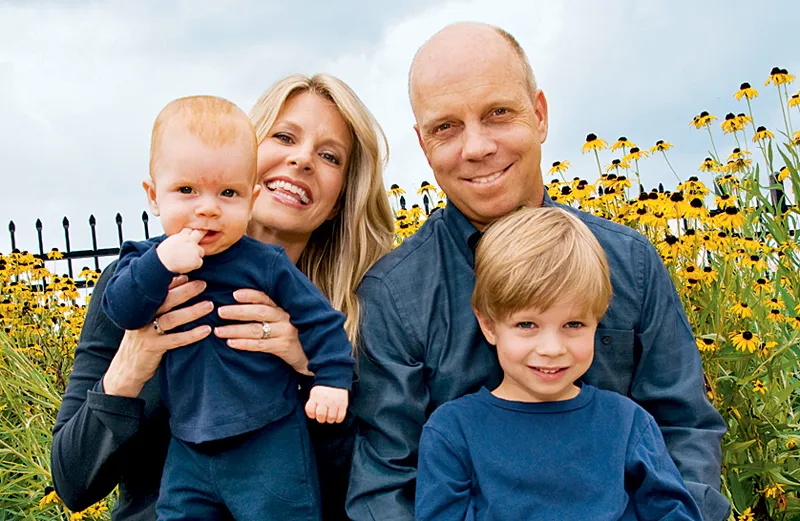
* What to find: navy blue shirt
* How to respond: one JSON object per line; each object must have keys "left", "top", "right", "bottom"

{"left": 347, "top": 198, "right": 728, "bottom": 521}
{"left": 416, "top": 385, "right": 703, "bottom": 521}
{"left": 102, "top": 235, "right": 354, "bottom": 443}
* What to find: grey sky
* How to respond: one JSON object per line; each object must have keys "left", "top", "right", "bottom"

{"left": 2, "top": 0, "right": 799, "bottom": 263}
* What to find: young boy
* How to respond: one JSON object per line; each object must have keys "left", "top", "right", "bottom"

{"left": 101, "top": 96, "right": 353, "bottom": 520}
{"left": 415, "top": 207, "right": 702, "bottom": 521}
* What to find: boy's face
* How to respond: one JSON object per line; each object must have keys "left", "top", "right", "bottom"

{"left": 476, "top": 301, "right": 597, "bottom": 403}
{"left": 144, "top": 130, "right": 260, "bottom": 256}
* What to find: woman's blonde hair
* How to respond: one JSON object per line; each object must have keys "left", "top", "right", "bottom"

{"left": 248, "top": 74, "right": 394, "bottom": 347}
{"left": 472, "top": 207, "right": 612, "bottom": 323}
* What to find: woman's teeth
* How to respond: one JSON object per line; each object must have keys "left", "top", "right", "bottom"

{"left": 266, "top": 180, "right": 310, "bottom": 204}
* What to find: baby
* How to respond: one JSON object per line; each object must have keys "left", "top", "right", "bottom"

{"left": 102, "top": 96, "right": 353, "bottom": 520}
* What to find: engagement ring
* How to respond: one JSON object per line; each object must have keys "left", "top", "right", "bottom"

{"left": 261, "top": 321, "right": 272, "bottom": 340}
{"left": 153, "top": 318, "right": 165, "bottom": 336}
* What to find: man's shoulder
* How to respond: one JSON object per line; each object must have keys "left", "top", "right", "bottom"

{"left": 362, "top": 210, "right": 449, "bottom": 283}
{"left": 560, "top": 204, "right": 650, "bottom": 249}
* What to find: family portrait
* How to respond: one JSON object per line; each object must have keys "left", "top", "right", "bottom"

{"left": 1, "top": 1, "right": 799, "bottom": 520}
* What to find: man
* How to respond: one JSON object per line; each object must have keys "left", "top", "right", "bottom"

{"left": 347, "top": 22, "right": 728, "bottom": 521}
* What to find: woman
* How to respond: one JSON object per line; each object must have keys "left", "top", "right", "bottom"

{"left": 51, "top": 73, "right": 394, "bottom": 520}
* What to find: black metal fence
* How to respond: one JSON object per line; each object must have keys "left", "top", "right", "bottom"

{"left": 6, "top": 212, "right": 152, "bottom": 286}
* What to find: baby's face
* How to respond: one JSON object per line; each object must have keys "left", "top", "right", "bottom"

{"left": 145, "top": 132, "right": 259, "bottom": 256}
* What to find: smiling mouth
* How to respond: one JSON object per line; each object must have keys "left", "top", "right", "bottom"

{"left": 468, "top": 164, "right": 512, "bottom": 185}
{"left": 265, "top": 180, "right": 312, "bottom": 205}
{"left": 529, "top": 366, "right": 567, "bottom": 375}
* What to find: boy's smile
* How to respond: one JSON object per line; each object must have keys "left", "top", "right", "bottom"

{"left": 476, "top": 301, "right": 598, "bottom": 403}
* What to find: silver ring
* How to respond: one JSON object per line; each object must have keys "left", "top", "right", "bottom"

{"left": 261, "top": 321, "right": 272, "bottom": 340}
{"left": 153, "top": 318, "right": 165, "bottom": 336}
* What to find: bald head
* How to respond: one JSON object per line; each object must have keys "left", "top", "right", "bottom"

{"left": 409, "top": 22, "right": 537, "bottom": 112}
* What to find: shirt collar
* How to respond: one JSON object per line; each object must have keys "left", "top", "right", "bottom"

{"left": 442, "top": 190, "right": 556, "bottom": 267}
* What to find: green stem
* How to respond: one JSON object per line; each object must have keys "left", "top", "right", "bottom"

{"left": 776, "top": 85, "right": 791, "bottom": 139}
{"left": 593, "top": 149, "right": 603, "bottom": 179}
{"left": 706, "top": 125, "right": 721, "bottom": 164}
{"left": 661, "top": 151, "right": 681, "bottom": 184}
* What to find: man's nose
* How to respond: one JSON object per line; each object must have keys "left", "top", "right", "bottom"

{"left": 461, "top": 124, "right": 497, "bottom": 161}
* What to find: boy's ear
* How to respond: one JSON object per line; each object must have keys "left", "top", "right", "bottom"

{"left": 142, "top": 179, "right": 160, "bottom": 216}
{"left": 473, "top": 308, "right": 497, "bottom": 345}
{"left": 250, "top": 184, "right": 262, "bottom": 210}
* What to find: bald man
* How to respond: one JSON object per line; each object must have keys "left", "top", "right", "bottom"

{"left": 347, "top": 23, "right": 728, "bottom": 521}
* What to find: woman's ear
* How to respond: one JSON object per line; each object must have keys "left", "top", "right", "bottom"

{"left": 473, "top": 308, "right": 497, "bottom": 345}
{"left": 142, "top": 179, "right": 160, "bottom": 216}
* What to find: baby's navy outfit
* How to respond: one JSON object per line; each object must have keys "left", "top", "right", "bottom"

{"left": 416, "top": 385, "right": 703, "bottom": 521}
{"left": 102, "top": 235, "right": 354, "bottom": 521}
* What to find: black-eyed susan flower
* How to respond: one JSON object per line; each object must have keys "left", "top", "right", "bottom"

{"left": 792, "top": 131, "right": 800, "bottom": 146}
{"left": 725, "top": 157, "right": 752, "bottom": 174}
{"left": 730, "top": 302, "right": 753, "bottom": 318}
{"left": 610, "top": 136, "right": 636, "bottom": 151}
{"left": 765, "top": 66, "right": 795, "bottom": 86}
{"left": 753, "top": 277, "right": 774, "bottom": 294}
{"left": 717, "top": 173, "right": 741, "bottom": 190}
{"left": 734, "top": 82, "right": 759, "bottom": 100}
{"left": 762, "top": 483, "right": 785, "bottom": 499}
{"left": 388, "top": 184, "right": 406, "bottom": 197}
{"left": 39, "top": 488, "right": 60, "bottom": 508}
{"left": 752, "top": 126, "right": 774, "bottom": 142}
{"left": 764, "top": 297, "right": 784, "bottom": 311}
{"left": 721, "top": 112, "right": 744, "bottom": 134}
{"left": 776, "top": 166, "right": 790, "bottom": 182}
{"left": 699, "top": 157, "right": 720, "bottom": 172}
{"left": 766, "top": 309, "right": 785, "bottom": 324}
{"left": 742, "top": 254, "right": 768, "bottom": 271}
{"left": 758, "top": 341, "right": 777, "bottom": 357}
{"left": 548, "top": 161, "right": 571, "bottom": 176}
{"left": 650, "top": 140, "right": 673, "bottom": 153}
{"left": 582, "top": 133, "right": 608, "bottom": 154}
{"left": 623, "top": 147, "right": 649, "bottom": 163}
{"left": 46, "top": 249, "right": 63, "bottom": 260}
{"left": 689, "top": 111, "right": 717, "bottom": 129}
{"left": 604, "top": 159, "right": 630, "bottom": 173}
{"left": 735, "top": 113, "right": 752, "bottom": 127}
{"left": 714, "top": 206, "right": 745, "bottom": 229}
{"left": 678, "top": 176, "right": 710, "bottom": 196}
{"left": 789, "top": 93, "right": 800, "bottom": 108}
{"left": 702, "top": 266, "right": 718, "bottom": 283}
{"left": 790, "top": 316, "right": 800, "bottom": 331}
{"left": 695, "top": 337, "right": 717, "bottom": 352}
{"left": 752, "top": 380, "right": 767, "bottom": 394}
{"left": 418, "top": 181, "right": 436, "bottom": 196}
{"left": 738, "top": 507, "right": 755, "bottom": 521}
{"left": 731, "top": 330, "right": 760, "bottom": 352}
{"left": 786, "top": 438, "right": 799, "bottom": 449}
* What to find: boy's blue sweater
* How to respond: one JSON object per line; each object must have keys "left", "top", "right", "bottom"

{"left": 101, "top": 235, "right": 354, "bottom": 443}
{"left": 416, "top": 385, "right": 703, "bottom": 521}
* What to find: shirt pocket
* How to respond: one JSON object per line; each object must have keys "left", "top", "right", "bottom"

{"left": 585, "top": 327, "right": 635, "bottom": 396}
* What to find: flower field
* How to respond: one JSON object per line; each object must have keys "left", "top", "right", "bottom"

{"left": 3, "top": 68, "right": 800, "bottom": 520}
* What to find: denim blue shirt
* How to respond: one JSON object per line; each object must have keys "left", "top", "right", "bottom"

{"left": 347, "top": 196, "right": 728, "bottom": 521}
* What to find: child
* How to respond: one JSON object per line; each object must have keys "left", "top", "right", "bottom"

{"left": 415, "top": 207, "right": 702, "bottom": 521}
{"left": 101, "top": 96, "right": 353, "bottom": 520}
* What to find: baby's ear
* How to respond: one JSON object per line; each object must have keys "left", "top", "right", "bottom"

{"left": 142, "top": 179, "right": 160, "bottom": 216}
{"left": 473, "top": 308, "right": 497, "bottom": 345}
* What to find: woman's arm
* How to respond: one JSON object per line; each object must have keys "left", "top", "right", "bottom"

{"left": 51, "top": 266, "right": 212, "bottom": 512}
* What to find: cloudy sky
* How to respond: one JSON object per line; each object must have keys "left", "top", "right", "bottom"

{"left": 2, "top": 0, "right": 799, "bottom": 261}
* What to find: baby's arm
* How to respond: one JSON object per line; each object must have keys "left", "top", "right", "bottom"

{"left": 415, "top": 422, "right": 473, "bottom": 521}
{"left": 305, "top": 385, "right": 348, "bottom": 424}
{"left": 627, "top": 413, "right": 704, "bottom": 521}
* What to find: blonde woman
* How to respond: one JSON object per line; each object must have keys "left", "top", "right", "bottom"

{"left": 52, "top": 74, "right": 393, "bottom": 521}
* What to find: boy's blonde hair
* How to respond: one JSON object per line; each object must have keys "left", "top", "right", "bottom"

{"left": 150, "top": 95, "right": 257, "bottom": 180}
{"left": 472, "top": 207, "right": 612, "bottom": 323}
{"left": 248, "top": 74, "right": 394, "bottom": 347}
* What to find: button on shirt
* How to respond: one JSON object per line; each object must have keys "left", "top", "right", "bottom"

{"left": 346, "top": 195, "right": 729, "bottom": 521}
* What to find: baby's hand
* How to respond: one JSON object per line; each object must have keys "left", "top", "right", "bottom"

{"left": 305, "top": 385, "right": 348, "bottom": 424}
{"left": 156, "top": 229, "right": 206, "bottom": 274}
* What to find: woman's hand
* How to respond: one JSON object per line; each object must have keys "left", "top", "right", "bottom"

{"left": 215, "top": 289, "right": 312, "bottom": 376}
{"left": 103, "top": 276, "right": 213, "bottom": 398}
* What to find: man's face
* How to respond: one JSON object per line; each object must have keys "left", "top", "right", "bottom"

{"left": 412, "top": 45, "right": 548, "bottom": 230}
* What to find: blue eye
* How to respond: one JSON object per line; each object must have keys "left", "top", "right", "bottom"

{"left": 517, "top": 321, "right": 535, "bottom": 329}
{"left": 565, "top": 321, "right": 584, "bottom": 329}
{"left": 221, "top": 189, "right": 237, "bottom": 197}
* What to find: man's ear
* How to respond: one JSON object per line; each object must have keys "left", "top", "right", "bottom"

{"left": 142, "top": 178, "right": 160, "bottom": 216}
{"left": 414, "top": 125, "right": 432, "bottom": 168}
{"left": 533, "top": 89, "right": 549, "bottom": 144}
{"left": 473, "top": 308, "right": 497, "bottom": 345}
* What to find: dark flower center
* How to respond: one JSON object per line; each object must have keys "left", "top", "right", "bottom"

{"left": 743, "top": 331, "right": 753, "bottom": 340}
{"left": 740, "top": 82, "right": 751, "bottom": 89}
{"left": 586, "top": 133, "right": 597, "bottom": 142}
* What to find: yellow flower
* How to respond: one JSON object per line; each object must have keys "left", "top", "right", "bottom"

{"left": 39, "top": 489, "right": 60, "bottom": 508}
{"left": 753, "top": 277, "right": 774, "bottom": 294}
{"left": 610, "top": 136, "right": 636, "bottom": 151}
{"left": 721, "top": 112, "right": 744, "bottom": 134}
{"left": 741, "top": 254, "right": 767, "bottom": 271}
{"left": 762, "top": 483, "right": 786, "bottom": 499}
{"left": 623, "top": 147, "right": 649, "bottom": 163}
{"left": 735, "top": 82, "right": 759, "bottom": 100}
{"left": 786, "top": 438, "right": 799, "bottom": 449}
{"left": 776, "top": 166, "right": 790, "bottom": 182}
{"left": 582, "top": 133, "right": 608, "bottom": 154}
{"left": 677, "top": 176, "right": 710, "bottom": 196}
{"left": 752, "top": 380, "right": 767, "bottom": 394}
{"left": 793, "top": 131, "right": 800, "bottom": 146}
{"left": 727, "top": 147, "right": 751, "bottom": 162}
{"left": 387, "top": 184, "right": 406, "bottom": 197}
{"left": 738, "top": 507, "right": 755, "bottom": 521}
{"left": 714, "top": 206, "right": 745, "bottom": 229}
{"left": 604, "top": 159, "right": 631, "bottom": 173}
{"left": 689, "top": 111, "right": 717, "bottom": 129}
{"left": 766, "top": 309, "right": 785, "bottom": 324}
{"left": 752, "top": 126, "right": 774, "bottom": 142}
{"left": 729, "top": 302, "right": 753, "bottom": 318}
{"left": 730, "top": 330, "right": 759, "bottom": 352}
{"left": 70, "top": 512, "right": 86, "bottom": 521}
{"left": 789, "top": 94, "right": 800, "bottom": 108}
{"left": 650, "top": 140, "right": 673, "bottom": 153}
{"left": 699, "top": 157, "right": 719, "bottom": 172}
{"left": 758, "top": 341, "right": 777, "bottom": 357}
{"left": 46, "top": 249, "right": 64, "bottom": 260}
{"left": 717, "top": 174, "right": 741, "bottom": 190}
{"left": 417, "top": 180, "right": 437, "bottom": 196}
{"left": 696, "top": 337, "right": 717, "bottom": 352}
{"left": 548, "top": 161, "right": 571, "bottom": 176}
{"left": 765, "top": 66, "right": 795, "bottom": 86}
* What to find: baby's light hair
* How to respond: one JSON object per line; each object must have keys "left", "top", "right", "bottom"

{"left": 472, "top": 207, "right": 612, "bottom": 323}
{"left": 150, "top": 95, "right": 257, "bottom": 180}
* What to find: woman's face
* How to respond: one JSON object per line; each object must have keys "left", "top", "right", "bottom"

{"left": 251, "top": 91, "right": 353, "bottom": 238}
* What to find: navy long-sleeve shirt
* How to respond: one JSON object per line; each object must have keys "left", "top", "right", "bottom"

{"left": 102, "top": 235, "right": 354, "bottom": 443}
{"left": 415, "top": 385, "right": 703, "bottom": 521}
{"left": 347, "top": 196, "right": 728, "bottom": 521}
